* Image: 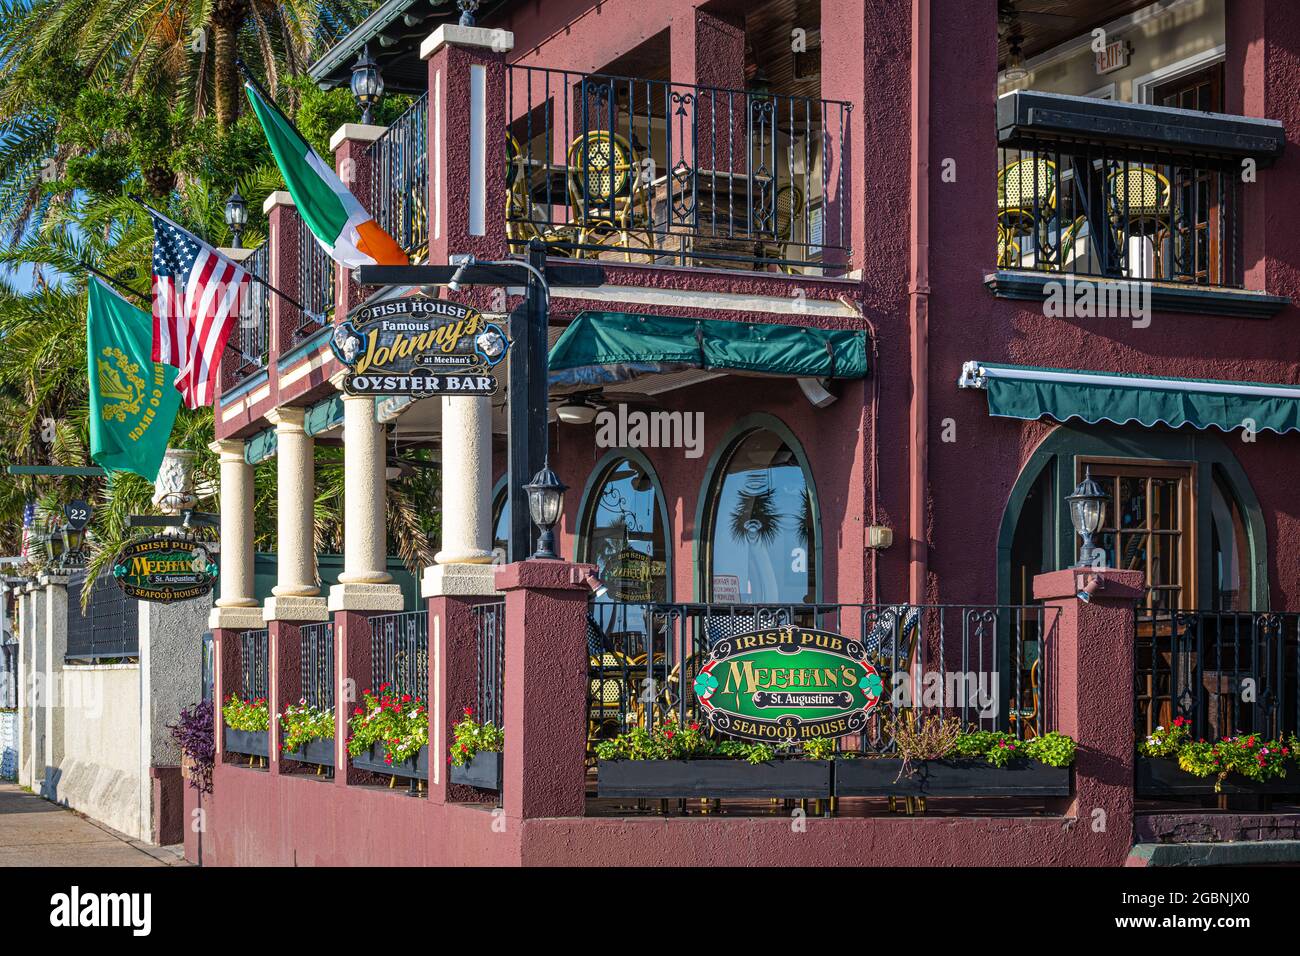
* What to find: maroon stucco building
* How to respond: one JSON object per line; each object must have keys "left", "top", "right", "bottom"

{"left": 196, "top": 0, "right": 1300, "bottom": 866}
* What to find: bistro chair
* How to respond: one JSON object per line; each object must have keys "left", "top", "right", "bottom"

{"left": 998, "top": 157, "right": 1057, "bottom": 263}
{"left": 566, "top": 130, "right": 653, "bottom": 258}
{"left": 1106, "top": 165, "right": 1171, "bottom": 279}
{"left": 1007, "top": 657, "right": 1041, "bottom": 739}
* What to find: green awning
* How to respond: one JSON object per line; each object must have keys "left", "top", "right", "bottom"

{"left": 959, "top": 360, "right": 1300, "bottom": 434}
{"left": 549, "top": 311, "right": 869, "bottom": 389}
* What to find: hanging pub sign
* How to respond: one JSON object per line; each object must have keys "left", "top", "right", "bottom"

{"left": 111, "top": 536, "right": 218, "bottom": 603}
{"left": 694, "top": 625, "right": 883, "bottom": 742}
{"left": 330, "top": 294, "right": 510, "bottom": 398}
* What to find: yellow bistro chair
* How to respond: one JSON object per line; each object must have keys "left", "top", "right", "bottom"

{"left": 566, "top": 130, "right": 653, "bottom": 258}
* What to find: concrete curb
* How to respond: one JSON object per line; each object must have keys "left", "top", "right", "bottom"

{"left": 1128, "top": 840, "right": 1300, "bottom": 867}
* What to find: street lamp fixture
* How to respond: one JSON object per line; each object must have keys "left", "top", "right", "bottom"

{"left": 43, "top": 529, "right": 65, "bottom": 566}
{"left": 351, "top": 46, "right": 384, "bottom": 124}
{"left": 61, "top": 522, "right": 87, "bottom": 566}
{"left": 1067, "top": 467, "right": 1107, "bottom": 569}
{"left": 458, "top": 0, "right": 481, "bottom": 27}
{"left": 524, "top": 462, "right": 567, "bottom": 559}
{"left": 224, "top": 188, "right": 247, "bottom": 249}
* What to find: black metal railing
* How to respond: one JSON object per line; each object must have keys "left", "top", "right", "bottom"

{"left": 1135, "top": 609, "right": 1300, "bottom": 742}
{"left": 234, "top": 242, "right": 271, "bottom": 374}
{"left": 240, "top": 629, "right": 269, "bottom": 701}
{"left": 66, "top": 572, "right": 139, "bottom": 661}
{"left": 369, "top": 610, "right": 428, "bottom": 701}
{"left": 472, "top": 601, "right": 505, "bottom": 728}
{"left": 369, "top": 93, "right": 427, "bottom": 258}
{"left": 296, "top": 223, "right": 334, "bottom": 342}
{"left": 300, "top": 621, "right": 335, "bottom": 711}
{"left": 586, "top": 601, "right": 1055, "bottom": 752}
{"left": 996, "top": 136, "right": 1243, "bottom": 288}
{"left": 505, "top": 66, "right": 850, "bottom": 272}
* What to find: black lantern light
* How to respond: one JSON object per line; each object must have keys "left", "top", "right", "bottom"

{"left": 1066, "top": 467, "right": 1107, "bottom": 568}
{"left": 61, "top": 522, "right": 86, "bottom": 566}
{"left": 224, "top": 188, "right": 247, "bottom": 248}
{"left": 351, "top": 45, "right": 384, "bottom": 124}
{"left": 43, "top": 528, "right": 65, "bottom": 565}
{"left": 458, "top": 0, "right": 481, "bottom": 27}
{"left": 523, "top": 462, "right": 567, "bottom": 559}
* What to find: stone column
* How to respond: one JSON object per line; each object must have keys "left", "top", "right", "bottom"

{"left": 423, "top": 24, "right": 514, "bottom": 267}
{"left": 1034, "top": 568, "right": 1143, "bottom": 866}
{"left": 25, "top": 581, "right": 44, "bottom": 790}
{"left": 264, "top": 406, "right": 329, "bottom": 621}
{"left": 16, "top": 586, "right": 33, "bottom": 788}
{"left": 39, "top": 573, "right": 68, "bottom": 799}
{"left": 496, "top": 561, "right": 595, "bottom": 819}
{"left": 208, "top": 439, "right": 264, "bottom": 631}
{"left": 328, "top": 381, "right": 402, "bottom": 612}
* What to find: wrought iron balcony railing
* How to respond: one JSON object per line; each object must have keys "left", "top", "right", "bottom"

{"left": 234, "top": 241, "right": 271, "bottom": 376}
{"left": 369, "top": 93, "right": 428, "bottom": 259}
{"left": 505, "top": 67, "right": 851, "bottom": 273}
{"left": 296, "top": 222, "right": 335, "bottom": 344}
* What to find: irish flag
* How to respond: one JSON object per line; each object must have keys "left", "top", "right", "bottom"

{"left": 246, "top": 82, "right": 407, "bottom": 268}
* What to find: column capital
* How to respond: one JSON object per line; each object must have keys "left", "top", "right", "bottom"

{"left": 38, "top": 574, "right": 69, "bottom": 588}
{"left": 266, "top": 405, "right": 307, "bottom": 432}
{"left": 329, "top": 123, "right": 387, "bottom": 152}
{"left": 421, "top": 24, "right": 514, "bottom": 59}
{"left": 208, "top": 438, "right": 247, "bottom": 462}
{"left": 263, "top": 191, "right": 295, "bottom": 214}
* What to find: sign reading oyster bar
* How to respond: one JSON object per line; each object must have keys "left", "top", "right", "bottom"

{"left": 331, "top": 294, "right": 510, "bottom": 397}
{"left": 694, "top": 626, "right": 883, "bottom": 741}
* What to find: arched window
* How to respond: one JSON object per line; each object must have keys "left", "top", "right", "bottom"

{"left": 579, "top": 456, "right": 669, "bottom": 603}
{"left": 491, "top": 479, "right": 509, "bottom": 562}
{"left": 704, "top": 427, "right": 816, "bottom": 604}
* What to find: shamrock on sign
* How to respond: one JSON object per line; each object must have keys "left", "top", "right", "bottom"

{"left": 859, "top": 671, "right": 883, "bottom": 698}
{"left": 693, "top": 672, "right": 718, "bottom": 700}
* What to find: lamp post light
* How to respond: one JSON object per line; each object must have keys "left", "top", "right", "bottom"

{"left": 43, "top": 529, "right": 65, "bottom": 568}
{"left": 351, "top": 45, "right": 384, "bottom": 124}
{"left": 1067, "top": 467, "right": 1107, "bottom": 569}
{"left": 224, "top": 188, "right": 247, "bottom": 249}
{"left": 523, "top": 462, "right": 567, "bottom": 560}
{"left": 61, "top": 522, "right": 87, "bottom": 568}
{"left": 458, "top": 0, "right": 481, "bottom": 27}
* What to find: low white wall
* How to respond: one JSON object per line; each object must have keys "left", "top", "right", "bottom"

{"left": 51, "top": 664, "right": 144, "bottom": 840}
{"left": 0, "top": 710, "right": 16, "bottom": 779}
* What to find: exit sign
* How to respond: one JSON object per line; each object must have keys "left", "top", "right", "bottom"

{"left": 1096, "top": 40, "right": 1130, "bottom": 75}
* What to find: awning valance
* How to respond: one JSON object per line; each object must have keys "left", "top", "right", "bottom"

{"left": 549, "top": 311, "right": 869, "bottom": 390}
{"left": 959, "top": 361, "right": 1300, "bottom": 435}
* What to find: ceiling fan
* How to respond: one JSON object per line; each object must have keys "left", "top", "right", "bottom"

{"left": 551, "top": 388, "right": 664, "bottom": 425}
{"left": 997, "top": 0, "right": 1077, "bottom": 37}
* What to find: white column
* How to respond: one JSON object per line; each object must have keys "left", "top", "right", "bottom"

{"left": 424, "top": 395, "right": 498, "bottom": 597}
{"left": 264, "top": 407, "right": 329, "bottom": 622}
{"left": 16, "top": 587, "right": 33, "bottom": 788}
{"left": 39, "top": 574, "right": 67, "bottom": 798}
{"left": 25, "top": 582, "right": 44, "bottom": 790}
{"left": 208, "top": 439, "right": 265, "bottom": 630}
{"left": 329, "top": 384, "right": 403, "bottom": 611}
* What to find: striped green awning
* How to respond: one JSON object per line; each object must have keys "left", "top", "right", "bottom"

{"left": 959, "top": 361, "right": 1300, "bottom": 434}
{"left": 549, "top": 311, "right": 869, "bottom": 389}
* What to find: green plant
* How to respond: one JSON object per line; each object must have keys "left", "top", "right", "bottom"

{"left": 222, "top": 694, "right": 268, "bottom": 732}
{"left": 799, "top": 737, "right": 837, "bottom": 760}
{"left": 450, "top": 707, "right": 504, "bottom": 767}
{"left": 279, "top": 699, "right": 334, "bottom": 754}
{"left": 593, "top": 715, "right": 780, "bottom": 764}
{"left": 952, "top": 730, "right": 1023, "bottom": 767}
{"left": 884, "top": 710, "right": 963, "bottom": 766}
{"left": 1139, "top": 716, "right": 1192, "bottom": 758}
{"left": 1177, "top": 734, "right": 1290, "bottom": 793}
{"left": 346, "top": 684, "right": 428, "bottom": 768}
{"left": 1022, "top": 731, "right": 1076, "bottom": 768}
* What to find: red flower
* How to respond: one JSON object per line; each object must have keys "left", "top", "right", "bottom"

{"left": 464, "top": 707, "right": 474, "bottom": 717}
{"left": 689, "top": 723, "right": 699, "bottom": 731}
{"left": 664, "top": 730, "right": 675, "bottom": 739}
{"left": 402, "top": 694, "right": 411, "bottom": 703}
{"left": 353, "top": 707, "right": 362, "bottom": 715}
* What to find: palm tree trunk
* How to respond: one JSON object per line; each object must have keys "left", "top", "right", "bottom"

{"left": 212, "top": 2, "right": 250, "bottom": 130}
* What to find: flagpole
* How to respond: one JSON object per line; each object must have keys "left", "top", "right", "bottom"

{"left": 75, "top": 262, "right": 148, "bottom": 306}
{"left": 138, "top": 200, "right": 321, "bottom": 320}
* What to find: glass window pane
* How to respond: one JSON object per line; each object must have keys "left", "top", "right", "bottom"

{"left": 1152, "top": 534, "right": 1180, "bottom": 586}
{"left": 584, "top": 458, "right": 668, "bottom": 605}
{"left": 1119, "top": 477, "right": 1146, "bottom": 529}
{"left": 709, "top": 430, "right": 815, "bottom": 604}
{"left": 1117, "top": 532, "right": 1148, "bottom": 574}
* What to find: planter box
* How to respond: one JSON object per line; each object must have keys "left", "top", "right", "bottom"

{"left": 1136, "top": 756, "right": 1300, "bottom": 797}
{"left": 281, "top": 736, "right": 336, "bottom": 768}
{"left": 450, "top": 750, "right": 502, "bottom": 790}
{"left": 597, "top": 759, "right": 831, "bottom": 799}
{"left": 350, "top": 743, "right": 428, "bottom": 781}
{"left": 223, "top": 727, "right": 268, "bottom": 759}
{"left": 832, "top": 758, "right": 1071, "bottom": 797}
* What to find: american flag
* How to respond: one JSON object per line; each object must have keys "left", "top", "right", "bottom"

{"left": 149, "top": 210, "right": 248, "bottom": 409}
{"left": 19, "top": 502, "right": 34, "bottom": 559}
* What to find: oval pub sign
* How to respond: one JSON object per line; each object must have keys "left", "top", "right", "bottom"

{"left": 694, "top": 625, "right": 882, "bottom": 742}
{"left": 112, "top": 536, "right": 218, "bottom": 603}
